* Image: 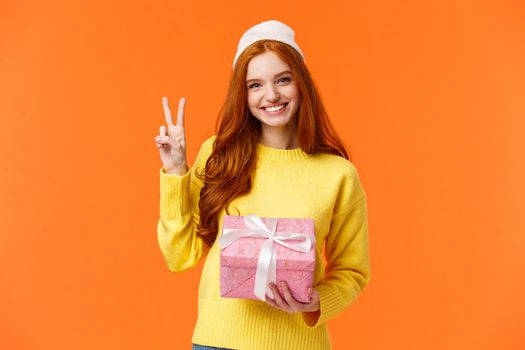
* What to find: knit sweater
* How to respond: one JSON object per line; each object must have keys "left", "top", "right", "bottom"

{"left": 157, "top": 135, "right": 371, "bottom": 350}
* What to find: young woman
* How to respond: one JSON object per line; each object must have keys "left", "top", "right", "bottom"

{"left": 154, "top": 20, "right": 371, "bottom": 350}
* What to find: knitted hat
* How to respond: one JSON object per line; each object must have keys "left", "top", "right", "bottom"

{"left": 232, "top": 20, "right": 305, "bottom": 67}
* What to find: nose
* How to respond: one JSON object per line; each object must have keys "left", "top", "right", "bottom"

{"left": 264, "top": 85, "right": 280, "bottom": 102}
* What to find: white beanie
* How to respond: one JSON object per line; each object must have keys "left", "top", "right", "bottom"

{"left": 232, "top": 20, "right": 305, "bottom": 67}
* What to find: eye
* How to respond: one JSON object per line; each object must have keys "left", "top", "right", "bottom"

{"left": 248, "top": 82, "right": 261, "bottom": 89}
{"left": 278, "top": 77, "right": 291, "bottom": 84}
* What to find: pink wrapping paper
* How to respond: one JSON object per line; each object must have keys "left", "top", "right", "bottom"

{"left": 220, "top": 215, "right": 316, "bottom": 303}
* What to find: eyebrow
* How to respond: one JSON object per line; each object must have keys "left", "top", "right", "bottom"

{"left": 246, "top": 70, "right": 292, "bottom": 84}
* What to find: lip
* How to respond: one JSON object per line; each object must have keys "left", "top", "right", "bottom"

{"left": 260, "top": 102, "right": 289, "bottom": 115}
{"left": 260, "top": 102, "right": 288, "bottom": 109}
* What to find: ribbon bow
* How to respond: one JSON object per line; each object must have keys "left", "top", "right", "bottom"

{"left": 219, "top": 214, "right": 312, "bottom": 301}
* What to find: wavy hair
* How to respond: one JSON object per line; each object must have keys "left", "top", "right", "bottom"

{"left": 195, "top": 39, "right": 351, "bottom": 247}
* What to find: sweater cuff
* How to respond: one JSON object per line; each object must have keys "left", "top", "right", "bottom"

{"left": 159, "top": 166, "right": 192, "bottom": 218}
{"left": 301, "top": 283, "right": 345, "bottom": 328}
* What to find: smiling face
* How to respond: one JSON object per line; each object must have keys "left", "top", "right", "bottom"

{"left": 245, "top": 50, "right": 300, "bottom": 133}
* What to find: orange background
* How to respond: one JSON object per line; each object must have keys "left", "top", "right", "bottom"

{"left": 1, "top": 0, "right": 524, "bottom": 349}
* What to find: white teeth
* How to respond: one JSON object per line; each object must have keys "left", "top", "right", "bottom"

{"left": 264, "top": 104, "right": 286, "bottom": 112}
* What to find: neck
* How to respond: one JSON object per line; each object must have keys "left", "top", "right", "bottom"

{"left": 259, "top": 123, "right": 298, "bottom": 150}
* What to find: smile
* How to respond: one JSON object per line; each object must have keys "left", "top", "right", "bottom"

{"left": 261, "top": 103, "right": 289, "bottom": 114}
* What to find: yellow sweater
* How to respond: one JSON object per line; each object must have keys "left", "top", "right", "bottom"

{"left": 157, "top": 135, "right": 371, "bottom": 350}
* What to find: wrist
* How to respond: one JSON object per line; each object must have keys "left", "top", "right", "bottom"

{"left": 165, "top": 164, "right": 188, "bottom": 175}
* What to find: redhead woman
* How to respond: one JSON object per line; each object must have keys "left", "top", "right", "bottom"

{"left": 154, "top": 20, "right": 371, "bottom": 350}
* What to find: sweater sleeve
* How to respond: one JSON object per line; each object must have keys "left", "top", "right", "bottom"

{"left": 156, "top": 136, "right": 215, "bottom": 272}
{"left": 302, "top": 162, "right": 371, "bottom": 328}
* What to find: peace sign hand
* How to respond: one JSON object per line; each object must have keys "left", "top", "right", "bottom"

{"left": 154, "top": 96, "right": 188, "bottom": 174}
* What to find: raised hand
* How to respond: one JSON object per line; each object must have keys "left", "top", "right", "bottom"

{"left": 154, "top": 96, "right": 188, "bottom": 174}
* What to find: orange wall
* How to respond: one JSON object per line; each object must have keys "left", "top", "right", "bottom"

{"left": 1, "top": 1, "right": 524, "bottom": 349}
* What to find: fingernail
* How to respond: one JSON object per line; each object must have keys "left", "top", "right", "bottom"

{"left": 308, "top": 288, "right": 312, "bottom": 294}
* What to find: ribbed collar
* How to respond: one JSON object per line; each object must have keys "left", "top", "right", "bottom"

{"left": 256, "top": 142, "right": 309, "bottom": 161}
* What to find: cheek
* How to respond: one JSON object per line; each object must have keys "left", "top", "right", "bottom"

{"left": 283, "top": 85, "right": 299, "bottom": 101}
{"left": 247, "top": 94, "right": 258, "bottom": 109}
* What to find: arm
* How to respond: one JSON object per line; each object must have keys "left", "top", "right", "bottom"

{"left": 156, "top": 136, "right": 215, "bottom": 272}
{"left": 302, "top": 163, "right": 371, "bottom": 327}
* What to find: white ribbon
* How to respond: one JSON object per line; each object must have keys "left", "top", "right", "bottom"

{"left": 219, "top": 214, "right": 312, "bottom": 301}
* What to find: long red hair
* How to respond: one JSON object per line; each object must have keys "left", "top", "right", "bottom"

{"left": 195, "top": 39, "right": 351, "bottom": 247}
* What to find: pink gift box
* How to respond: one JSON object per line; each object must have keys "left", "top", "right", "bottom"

{"left": 220, "top": 214, "right": 316, "bottom": 303}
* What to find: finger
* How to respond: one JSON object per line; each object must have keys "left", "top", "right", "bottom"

{"left": 309, "top": 288, "right": 320, "bottom": 304}
{"left": 155, "top": 135, "right": 170, "bottom": 143}
{"left": 265, "top": 296, "right": 279, "bottom": 309}
{"left": 159, "top": 125, "right": 166, "bottom": 137}
{"left": 280, "top": 281, "right": 301, "bottom": 309}
{"left": 176, "top": 96, "right": 186, "bottom": 127}
{"left": 265, "top": 295, "right": 276, "bottom": 304}
{"left": 269, "top": 283, "right": 286, "bottom": 306}
{"left": 162, "top": 96, "right": 174, "bottom": 126}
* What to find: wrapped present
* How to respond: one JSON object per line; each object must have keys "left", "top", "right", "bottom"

{"left": 218, "top": 214, "right": 316, "bottom": 303}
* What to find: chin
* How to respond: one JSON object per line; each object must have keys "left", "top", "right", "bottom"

{"left": 255, "top": 114, "right": 290, "bottom": 126}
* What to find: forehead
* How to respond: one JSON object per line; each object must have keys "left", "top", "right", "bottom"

{"left": 246, "top": 51, "right": 291, "bottom": 79}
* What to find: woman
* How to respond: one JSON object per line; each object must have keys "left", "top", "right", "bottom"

{"left": 154, "top": 20, "right": 371, "bottom": 350}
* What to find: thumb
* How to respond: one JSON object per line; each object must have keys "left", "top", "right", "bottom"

{"left": 308, "top": 287, "right": 319, "bottom": 299}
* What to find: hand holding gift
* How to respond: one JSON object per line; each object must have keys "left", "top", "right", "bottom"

{"left": 265, "top": 281, "right": 320, "bottom": 314}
